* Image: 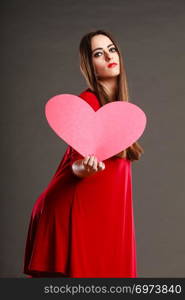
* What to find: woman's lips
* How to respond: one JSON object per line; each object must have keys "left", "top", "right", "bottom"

{"left": 108, "top": 63, "right": 118, "bottom": 68}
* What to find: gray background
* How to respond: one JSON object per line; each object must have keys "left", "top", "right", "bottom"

{"left": 1, "top": 0, "right": 185, "bottom": 278}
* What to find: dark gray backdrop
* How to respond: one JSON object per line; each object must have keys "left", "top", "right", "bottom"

{"left": 1, "top": 0, "right": 185, "bottom": 277}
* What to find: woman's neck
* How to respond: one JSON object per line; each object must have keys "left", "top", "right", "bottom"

{"left": 100, "top": 77, "right": 118, "bottom": 101}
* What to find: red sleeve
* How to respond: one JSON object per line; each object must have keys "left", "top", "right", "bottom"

{"left": 50, "top": 145, "right": 84, "bottom": 179}
{"left": 69, "top": 146, "right": 84, "bottom": 166}
{"left": 78, "top": 90, "right": 100, "bottom": 111}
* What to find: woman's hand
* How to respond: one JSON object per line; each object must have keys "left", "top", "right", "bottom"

{"left": 72, "top": 155, "right": 105, "bottom": 178}
{"left": 82, "top": 155, "right": 105, "bottom": 174}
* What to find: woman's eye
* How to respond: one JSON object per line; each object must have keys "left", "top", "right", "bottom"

{"left": 94, "top": 52, "right": 102, "bottom": 57}
{"left": 110, "top": 47, "right": 117, "bottom": 52}
{"left": 93, "top": 47, "right": 117, "bottom": 58}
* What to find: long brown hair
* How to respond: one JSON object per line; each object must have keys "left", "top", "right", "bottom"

{"left": 79, "top": 29, "right": 144, "bottom": 162}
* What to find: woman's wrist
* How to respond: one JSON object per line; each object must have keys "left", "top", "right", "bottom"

{"left": 72, "top": 159, "right": 89, "bottom": 178}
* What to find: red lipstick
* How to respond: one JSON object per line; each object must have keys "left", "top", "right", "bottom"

{"left": 108, "top": 63, "right": 118, "bottom": 68}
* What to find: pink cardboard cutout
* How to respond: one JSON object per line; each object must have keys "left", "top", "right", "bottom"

{"left": 45, "top": 94, "right": 147, "bottom": 161}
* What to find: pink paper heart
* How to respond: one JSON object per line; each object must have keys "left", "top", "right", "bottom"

{"left": 45, "top": 94, "right": 147, "bottom": 161}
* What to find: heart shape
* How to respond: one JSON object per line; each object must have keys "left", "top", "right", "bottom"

{"left": 45, "top": 94, "right": 147, "bottom": 161}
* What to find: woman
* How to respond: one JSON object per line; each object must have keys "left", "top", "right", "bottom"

{"left": 23, "top": 29, "right": 144, "bottom": 278}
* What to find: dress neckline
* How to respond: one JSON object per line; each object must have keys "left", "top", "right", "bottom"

{"left": 86, "top": 88, "right": 96, "bottom": 94}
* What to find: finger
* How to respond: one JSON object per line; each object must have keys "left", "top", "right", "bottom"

{"left": 98, "top": 161, "right": 105, "bottom": 170}
{"left": 83, "top": 155, "right": 90, "bottom": 165}
{"left": 92, "top": 157, "right": 98, "bottom": 171}
{"left": 88, "top": 155, "right": 95, "bottom": 167}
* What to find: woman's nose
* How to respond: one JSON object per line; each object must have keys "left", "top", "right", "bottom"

{"left": 104, "top": 53, "right": 112, "bottom": 61}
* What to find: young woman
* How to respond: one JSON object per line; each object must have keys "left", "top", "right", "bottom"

{"left": 23, "top": 29, "right": 144, "bottom": 278}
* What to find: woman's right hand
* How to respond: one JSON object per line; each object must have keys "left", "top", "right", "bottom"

{"left": 82, "top": 155, "right": 105, "bottom": 175}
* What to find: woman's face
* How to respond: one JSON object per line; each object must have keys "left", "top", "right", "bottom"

{"left": 91, "top": 34, "right": 120, "bottom": 80}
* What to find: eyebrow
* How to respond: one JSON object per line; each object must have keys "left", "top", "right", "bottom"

{"left": 92, "top": 43, "right": 114, "bottom": 53}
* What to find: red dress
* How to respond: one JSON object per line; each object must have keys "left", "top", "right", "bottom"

{"left": 23, "top": 89, "right": 138, "bottom": 278}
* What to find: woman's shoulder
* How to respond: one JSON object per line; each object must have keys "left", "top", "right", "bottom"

{"left": 78, "top": 88, "right": 100, "bottom": 111}
{"left": 79, "top": 88, "right": 95, "bottom": 96}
